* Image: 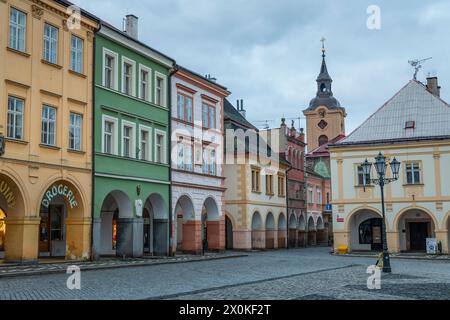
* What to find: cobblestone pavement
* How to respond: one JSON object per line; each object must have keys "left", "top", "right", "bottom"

{"left": 0, "top": 247, "right": 449, "bottom": 300}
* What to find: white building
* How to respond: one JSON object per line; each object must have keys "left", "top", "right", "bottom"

{"left": 330, "top": 77, "right": 450, "bottom": 254}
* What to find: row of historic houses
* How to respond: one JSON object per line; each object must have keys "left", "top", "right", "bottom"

{"left": 2, "top": 0, "right": 333, "bottom": 263}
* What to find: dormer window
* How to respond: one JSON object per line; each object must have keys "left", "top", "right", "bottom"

{"left": 405, "top": 121, "right": 415, "bottom": 129}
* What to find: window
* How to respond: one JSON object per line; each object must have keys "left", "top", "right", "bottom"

{"left": 122, "top": 122, "right": 135, "bottom": 158}
{"left": 69, "top": 113, "right": 82, "bottom": 150}
{"left": 251, "top": 168, "right": 261, "bottom": 192}
{"left": 139, "top": 126, "right": 151, "bottom": 161}
{"left": 155, "top": 74, "right": 166, "bottom": 106}
{"left": 70, "top": 35, "right": 83, "bottom": 73}
{"left": 102, "top": 116, "right": 118, "bottom": 155}
{"left": 177, "top": 93, "right": 193, "bottom": 123}
{"left": 103, "top": 49, "right": 118, "bottom": 90}
{"left": 139, "top": 65, "right": 151, "bottom": 101}
{"left": 9, "top": 8, "right": 26, "bottom": 52}
{"left": 318, "top": 135, "right": 328, "bottom": 146}
{"left": 43, "top": 23, "right": 58, "bottom": 64}
{"left": 7, "top": 96, "right": 24, "bottom": 140}
{"left": 122, "top": 58, "right": 135, "bottom": 96}
{"left": 178, "top": 142, "right": 193, "bottom": 171}
{"left": 41, "top": 105, "right": 56, "bottom": 146}
{"left": 266, "top": 175, "right": 274, "bottom": 195}
{"left": 406, "top": 163, "right": 421, "bottom": 184}
{"left": 308, "top": 189, "right": 313, "bottom": 204}
{"left": 202, "top": 103, "right": 216, "bottom": 129}
{"left": 210, "top": 149, "right": 216, "bottom": 175}
{"left": 357, "top": 165, "right": 371, "bottom": 185}
{"left": 155, "top": 131, "right": 166, "bottom": 164}
{"left": 317, "top": 188, "right": 322, "bottom": 205}
{"left": 278, "top": 175, "right": 285, "bottom": 197}
{"left": 202, "top": 147, "right": 217, "bottom": 175}
{"left": 326, "top": 192, "right": 330, "bottom": 205}
{"left": 177, "top": 143, "right": 185, "bottom": 170}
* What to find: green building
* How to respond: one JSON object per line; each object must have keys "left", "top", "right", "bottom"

{"left": 92, "top": 16, "right": 175, "bottom": 258}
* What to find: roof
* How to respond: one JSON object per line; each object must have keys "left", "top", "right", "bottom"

{"left": 224, "top": 99, "right": 257, "bottom": 130}
{"left": 335, "top": 80, "right": 450, "bottom": 146}
{"left": 176, "top": 65, "right": 229, "bottom": 92}
{"left": 53, "top": 0, "right": 100, "bottom": 23}
{"left": 307, "top": 134, "right": 345, "bottom": 157}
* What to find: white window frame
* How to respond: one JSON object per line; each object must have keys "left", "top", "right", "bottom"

{"left": 102, "top": 48, "right": 119, "bottom": 90}
{"left": 121, "top": 56, "right": 136, "bottom": 97}
{"left": 138, "top": 64, "right": 152, "bottom": 102}
{"left": 121, "top": 120, "right": 136, "bottom": 158}
{"left": 7, "top": 96, "right": 24, "bottom": 140}
{"left": 43, "top": 23, "right": 58, "bottom": 64}
{"left": 69, "top": 112, "right": 82, "bottom": 151}
{"left": 317, "top": 188, "right": 322, "bottom": 205}
{"left": 41, "top": 105, "right": 57, "bottom": 146}
{"left": 154, "top": 129, "right": 167, "bottom": 164}
{"left": 138, "top": 125, "right": 152, "bottom": 161}
{"left": 101, "top": 115, "right": 118, "bottom": 155}
{"left": 154, "top": 72, "right": 167, "bottom": 107}
{"left": 70, "top": 35, "right": 83, "bottom": 74}
{"left": 9, "top": 7, "right": 27, "bottom": 52}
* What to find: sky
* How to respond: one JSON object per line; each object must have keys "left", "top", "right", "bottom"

{"left": 73, "top": 0, "right": 450, "bottom": 134}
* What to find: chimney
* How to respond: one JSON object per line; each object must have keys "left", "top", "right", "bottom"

{"left": 125, "top": 14, "right": 139, "bottom": 40}
{"left": 299, "top": 128, "right": 305, "bottom": 143}
{"left": 236, "top": 99, "right": 246, "bottom": 118}
{"left": 426, "top": 77, "right": 440, "bottom": 97}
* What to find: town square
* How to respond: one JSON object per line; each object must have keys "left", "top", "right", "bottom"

{"left": 0, "top": 0, "right": 449, "bottom": 306}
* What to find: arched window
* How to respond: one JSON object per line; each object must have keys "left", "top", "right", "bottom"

{"left": 320, "top": 83, "right": 327, "bottom": 93}
{"left": 318, "top": 135, "right": 328, "bottom": 146}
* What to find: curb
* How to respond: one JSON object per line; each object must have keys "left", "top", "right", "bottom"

{"left": 0, "top": 254, "right": 248, "bottom": 279}
{"left": 332, "top": 253, "right": 450, "bottom": 261}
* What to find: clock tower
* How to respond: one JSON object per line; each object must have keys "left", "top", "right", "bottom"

{"left": 303, "top": 39, "right": 346, "bottom": 151}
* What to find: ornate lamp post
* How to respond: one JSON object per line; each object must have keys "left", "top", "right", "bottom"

{"left": 361, "top": 152, "right": 400, "bottom": 273}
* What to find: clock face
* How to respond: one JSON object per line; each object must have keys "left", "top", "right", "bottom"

{"left": 318, "top": 120, "right": 328, "bottom": 129}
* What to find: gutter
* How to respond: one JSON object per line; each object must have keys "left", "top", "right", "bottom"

{"left": 168, "top": 65, "right": 179, "bottom": 256}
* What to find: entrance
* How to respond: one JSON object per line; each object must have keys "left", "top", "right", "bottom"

{"left": 225, "top": 216, "right": 233, "bottom": 249}
{"left": 409, "top": 222, "right": 428, "bottom": 251}
{"left": 39, "top": 204, "right": 65, "bottom": 257}
{"left": 143, "top": 208, "right": 151, "bottom": 254}
{"left": 359, "top": 218, "right": 383, "bottom": 251}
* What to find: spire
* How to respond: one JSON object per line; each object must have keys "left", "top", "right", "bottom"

{"left": 316, "top": 37, "right": 333, "bottom": 96}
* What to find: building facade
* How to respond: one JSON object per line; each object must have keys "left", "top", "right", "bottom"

{"left": 92, "top": 19, "right": 175, "bottom": 258}
{"left": 277, "top": 119, "right": 307, "bottom": 247}
{"left": 0, "top": 0, "right": 98, "bottom": 262}
{"left": 330, "top": 78, "right": 450, "bottom": 254}
{"left": 224, "top": 100, "right": 289, "bottom": 250}
{"left": 171, "top": 67, "right": 230, "bottom": 254}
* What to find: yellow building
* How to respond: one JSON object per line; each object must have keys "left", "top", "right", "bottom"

{"left": 330, "top": 77, "right": 450, "bottom": 254}
{"left": 0, "top": 0, "right": 98, "bottom": 262}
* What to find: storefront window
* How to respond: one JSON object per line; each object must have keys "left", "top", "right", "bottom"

{"left": 0, "top": 209, "right": 6, "bottom": 251}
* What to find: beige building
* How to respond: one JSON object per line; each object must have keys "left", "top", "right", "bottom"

{"left": 0, "top": 0, "right": 98, "bottom": 262}
{"left": 330, "top": 77, "right": 450, "bottom": 254}
{"left": 224, "top": 100, "right": 289, "bottom": 250}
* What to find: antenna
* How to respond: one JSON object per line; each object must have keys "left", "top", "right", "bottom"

{"left": 408, "top": 57, "right": 432, "bottom": 80}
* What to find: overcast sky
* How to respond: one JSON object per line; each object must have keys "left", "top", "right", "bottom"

{"left": 74, "top": 0, "right": 450, "bottom": 134}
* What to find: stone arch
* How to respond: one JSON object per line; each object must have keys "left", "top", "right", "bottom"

{"left": 225, "top": 213, "right": 234, "bottom": 250}
{"left": 277, "top": 212, "right": 287, "bottom": 249}
{"left": 265, "top": 212, "right": 275, "bottom": 249}
{"left": 316, "top": 216, "right": 324, "bottom": 230}
{"left": 307, "top": 216, "right": 315, "bottom": 231}
{"left": 347, "top": 207, "right": 383, "bottom": 252}
{"left": 278, "top": 212, "right": 286, "bottom": 231}
{"left": 202, "top": 196, "right": 222, "bottom": 251}
{"left": 288, "top": 213, "right": 297, "bottom": 248}
{"left": 98, "top": 190, "right": 132, "bottom": 256}
{"left": 144, "top": 193, "right": 169, "bottom": 256}
{"left": 394, "top": 206, "right": 437, "bottom": 252}
{"left": 174, "top": 194, "right": 196, "bottom": 253}
{"left": 442, "top": 210, "right": 450, "bottom": 230}
{"left": 298, "top": 215, "right": 306, "bottom": 231}
{"left": 251, "top": 211, "right": 264, "bottom": 249}
{"left": 345, "top": 206, "right": 383, "bottom": 231}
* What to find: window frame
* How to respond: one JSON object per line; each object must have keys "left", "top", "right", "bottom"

{"left": 177, "top": 92, "right": 194, "bottom": 124}
{"left": 138, "top": 64, "right": 152, "bottom": 102}
{"left": 121, "top": 56, "right": 136, "bottom": 97}
{"left": 405, "top": 161, "right": 422, "bottom": 185}
{"left": 7, "top": 96, "right": 24, "bottom": 140}
{"left": 102, "top": 48, "right": 119, "bottom": 90}
{"left": 43, "top": 22, "right": 59, "bottom": 64}
{"left": 154, "top": 129, "right": 167, "bottom": 164}
{"left": 69, "top": 112, "right": 82, "bottom": 151}
{"left": 356, "top": 165, "right": 372, "bottom": 186}
{"left": 202, "top": 102, "right": 216, "bottom": 129}
{"left": 121, "top": 120, "right": 136, "bottom": 159}
{"left": 251, "top": 167, "right": 261, "bottom": 193}
{"left": 138, "top": 125, "right": 152, "bottom": 161}
{"left": 154, "top": 72, "right": 167, "bottom": 107}
{"left": 101, "top": 115, "right": 119, "bottom": 155}
{"left": 41, "top": 105, "right": 57, "bottom": 146}
{"left": 70, "top": 35, "right": 84, "bottom": 74}
{"left": 9, "top": 7, "right": 27, "bottom": 52}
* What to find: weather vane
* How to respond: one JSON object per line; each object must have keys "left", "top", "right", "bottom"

{"left": 408, "top": 57, "right": 432, "bottom": 80}
{"left": 320, "top": 37, "right": 326, "bottom": 56}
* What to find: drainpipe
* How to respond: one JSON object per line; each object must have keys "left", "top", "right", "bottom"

{"left": 168, "top": 64, "right": 179, "bottom": 256}
{"left": 90, "top": 23, "right": 101, "bottom": 261}
{"left": 285, "top": 164, "right": 293, "bottom": 248}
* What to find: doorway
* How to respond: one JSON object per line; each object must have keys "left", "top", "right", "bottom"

{"left": 0, "top": 209, "right": 5, "bottom": 256}
{"left": 143, "top": 208, "right": 151, "bottom": 254}
{"left": 225, "top": 216, "right": 233, "bottom": 249}
{"left": 39, "top": 204, "right": 65, "bottom": 257}
{"left": 409, "top": 222, "right": 428, "bottom": 251}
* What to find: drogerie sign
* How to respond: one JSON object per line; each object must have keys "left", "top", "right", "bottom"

{"left": 42, "top": 184, "right": 78, "bottom": 209}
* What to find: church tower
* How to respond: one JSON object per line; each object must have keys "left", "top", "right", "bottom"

{"left": 303, "top": 39, "right": 346, "bottom": 151}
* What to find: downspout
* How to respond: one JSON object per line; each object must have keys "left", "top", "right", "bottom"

{"left": 90, "top": 23, "right": 101, "bottom": 261}
{"left": 285, "top": 165, "right": 293, "bottom": 248}
{"left": 168, "top": 64, "right": 179, "bottom": 256}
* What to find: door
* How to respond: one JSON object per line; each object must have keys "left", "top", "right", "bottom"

{"left": 143, "top": 209, "right": 151, "bottom": 254}
{"left": 409, "top": 222, "right": 428, "bottom": 251}
{"left": 371, "top": 225, "right": 382, "bottom": 251}
{"left": 39, "top": 205, "right": 64, "bottom": 256}
{"left": 225, "top": 216, "right": 233, "bottom": 249}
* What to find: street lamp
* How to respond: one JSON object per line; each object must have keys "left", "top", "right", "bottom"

{"left": 361, "top": 152, "right": 400, "bottom": 273}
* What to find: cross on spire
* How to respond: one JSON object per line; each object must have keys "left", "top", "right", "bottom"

{"left": 320, "top": 37, "right": 326, "bottom": 57}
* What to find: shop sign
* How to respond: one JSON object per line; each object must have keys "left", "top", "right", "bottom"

{"left": 426, "top": 238, "right": 437, "bottom": 254}
{"left": 0, "top": 180, "right": 16, "bottom": 209}
{"left": 135, "top": 199, "right": 143, "bottom": 217}
{"left": 42, "top": 184, "right": 78, "bottom": 209}
{"left": 336, "top": 216, "right": 344, "bottom": 223}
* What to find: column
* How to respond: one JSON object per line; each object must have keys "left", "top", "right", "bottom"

{"left": 5, "top": 216, "right": 41, "bottom": 263}
{"left": 436, "top": 230, "right": 449, "bottom": 254}
{"left": 333, "top": 230, "right": 350, "bottom": 253}
{"left": 182, "top": 220, "right": 202, "bottom": 254}
{"left": 65, "top": 217, "right": 91, "bottom": 260}
{"left": 386, "top": 231, "right": 400, "bottom": 254}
